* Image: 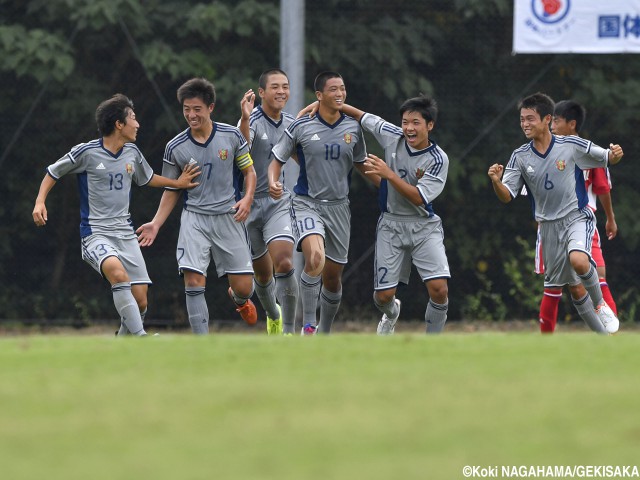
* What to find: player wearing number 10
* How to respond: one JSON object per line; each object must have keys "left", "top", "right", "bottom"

{"left": 32, "top": 94, "right": 200, "bottom": 336}
{"left": 269, "top": 71, "right": 368, "bottom": 334}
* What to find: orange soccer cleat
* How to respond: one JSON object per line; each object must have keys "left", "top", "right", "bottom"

{"left": 228, "top": 287, "right": 257, "bottom": 325}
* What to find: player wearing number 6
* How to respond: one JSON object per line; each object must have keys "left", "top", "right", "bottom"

{"left": 269, "top": 71, "right": 368, "bottom": 334}
{"left": 32, "top": 94, "right": 200, "bottom": 336}
{"left": 488, "top": 92, "right": 623, "bottom": 334}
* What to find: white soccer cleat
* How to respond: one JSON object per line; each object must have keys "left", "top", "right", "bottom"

{"left": 377, "top": 299, "right": 401, "bottom": 335}
{"left": 595, "top": 301, "right": 619, "bottom": 334}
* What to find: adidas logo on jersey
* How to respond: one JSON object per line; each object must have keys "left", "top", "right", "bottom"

{"left": 188, "top": 157, "right": 197, "bottom": 165}
{"left": 283, "top": 226, "right": 290, "bottom": 231}
{"left": 527, "top": 165, "right": 535, "bottom": 173}
{"left": 261, "top": 133, "right": 269, "bottom": 140}
{"left": 96, "top": 163, "right": 105, "bottom": 170}
{"left": 310, "top": 134, "right": 320, "bottom": 141}
{"left": 392, "top": 153, "right": 396, "bottom": 159}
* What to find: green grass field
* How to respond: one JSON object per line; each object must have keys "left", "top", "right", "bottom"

{"left": 1, "top": 332, "right": 638, "bottom": 480}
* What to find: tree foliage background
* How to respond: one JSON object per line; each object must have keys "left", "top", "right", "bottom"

{"left": 1, "top": 0, "right": 639, "bottom": 327}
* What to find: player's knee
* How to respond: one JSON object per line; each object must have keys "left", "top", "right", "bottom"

{"left": 254, "top": 271, "right": 272, "bottom": 285}
{"left": 569, "top": 251, "right": 590, "bottom": 274}
{"left": 428, "top": 281, "right": 448, "bottom": 304}
{"left": 305, "top": 250, "right": 325, "bottom": 276}
{"left": 375, "top": 290, "right": 395, "bottom": 305}
{"left": 273, "top": 254, "right": 293, "bottom": 274}
{"left": 231, "top": 277, "right": 255, "bottom": 299}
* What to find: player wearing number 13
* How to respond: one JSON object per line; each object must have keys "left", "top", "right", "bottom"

{"left": 269, "top": 71, "right": 368, "bottom": 334}
{"left": 488, "top": 92, "right": 624, "bottom": 334}
{"left": 32, "top": 94, "right": 200, "bottom": 336}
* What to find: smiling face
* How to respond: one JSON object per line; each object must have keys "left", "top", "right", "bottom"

{"left": 119, "top": 108, "right": 139, "bottom": 142}
{"left": 520, "top": 107, "right": 550, "bottom": 140}
{"left": 316, "top": 77, "right": 346, "bottom": 111}
{"left": 182, "top": 96, "right": 214, "bottom": 132}
{"left": 259, "top": 73, "right": 289, "bottom": 114}
{"left": 402, "top": 111, "right": 432, "bottom": 150}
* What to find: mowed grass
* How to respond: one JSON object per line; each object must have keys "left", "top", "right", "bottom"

{"left": 0, "top": 332, "right": 639, "bottom": 480}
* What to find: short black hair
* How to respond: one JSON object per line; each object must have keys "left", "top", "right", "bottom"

{"left": 553, "top": 100, "right": 586, "bottom": 133}
{"left": 314, "top": 71, "right": 342, "bottom": 92}
{"left": 177, "top": 77, "right": 216, "bottom": 106}
{"left": 259, "top": 68, "right": 288, "bottom": 90}
{"left": 399, "top": 95, "right": 438, "bottom": 123}
{"left": 95, "top": 94, "right": 134, "bottom": 136}
{"left": 518, "top": 92, "right": 555, "bottom": 120}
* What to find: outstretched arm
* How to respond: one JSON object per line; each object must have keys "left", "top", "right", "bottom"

{"left": 339, "top": 104, "right": 366, "bottom": 122}
{"left": 136, "top": 189, "right": 181, "bottom": 247}
{"left": 33, "top": 174, "right": 57, "bottom": 226}
{"left": 488, "top": 164, "right": 512, "bottom": 203}
{"left": 147, "top": 163, "right": 200, "bottom": 189}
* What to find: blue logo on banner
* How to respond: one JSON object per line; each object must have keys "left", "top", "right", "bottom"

{"left": 531, "top": 0, "right": 571, "bottom": 24}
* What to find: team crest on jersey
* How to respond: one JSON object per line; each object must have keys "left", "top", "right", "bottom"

{"left": 218, "top": 149, "right": 229, "bottom": 160}
{"left": 344, "top": 133, "right": 352, "bottom": 144}
{"left": 125, "top": 163, "right": 133, "bottom": 174}
{"left": 555, "top": 159, "right": 566, "bottom": 171}
{"left": 415, "top": 168, "right": 425, "bottom": 179}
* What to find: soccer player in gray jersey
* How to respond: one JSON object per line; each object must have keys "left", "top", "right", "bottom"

{"left": 136, "top": 78, "right": 258, "bottom": 334}
{"left": 238, "top": 69, "right": 299, "bottom": 335}
{"left": 269, "top": 71, "right": 368, "bottom": 334}
{"left": 32, "top": 94, "right": 200, "bottom": 336}
{"left": 330, "top": 96, "right": 451, "bottom": 334}
{"left": 488, "top": 92, "right": 623, "bottom": 334}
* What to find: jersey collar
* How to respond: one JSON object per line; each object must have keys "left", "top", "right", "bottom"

{"left": 187, "top": 123, "right": 217, "bottom": 148}
{"left": 258, "top": 105, "right": 283, "bottom": 128}
{"left": 530, "top": 135, "right": 556, "bottom": 159}
{"left": 315, "top": 112, "right": 346, "bottom": 129}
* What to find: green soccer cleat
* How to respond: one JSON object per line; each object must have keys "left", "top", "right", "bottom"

{"left": 266, "top": 304, "right": 283, "bottom": 335}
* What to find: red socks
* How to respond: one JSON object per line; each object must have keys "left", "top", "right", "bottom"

{"left": 600, "top": 279, "right": 617, "bottom": 316}
{"left": 539, "top": 288, "right": 562, "bottom": 333}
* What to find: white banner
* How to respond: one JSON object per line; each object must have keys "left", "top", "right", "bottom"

{"left": 513, "top": 0, "right": 640, "bottom": 53}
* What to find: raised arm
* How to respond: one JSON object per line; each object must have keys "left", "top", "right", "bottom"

{"left": 608, "top": 143, "right": 623, "bottom": 165}
{"left": 488, "top": 164, "right": 512, "bottom": 203}
{"left": 32, "top": 174, "right": 57, "bottom": 226}
{"left": 239, "top": 89, "right": 255, "bottom": 144}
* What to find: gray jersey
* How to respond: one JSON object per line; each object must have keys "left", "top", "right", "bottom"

{"left": 162, "top": 124, "right": 252, "bottom": 215}
{"left": 502, "top": 135, "right": 609, "bottom": 222}
{"left": 272, "top": 112, "right": 367, "bottom": 201}
{"left": 361, "top": 113, "right": 449, "bottom": 217}
{"left": 46, "top": 139, "right": 154, "bottom": 238}
{"left": 243, "top": 105, "right": 295, "bottom": 194}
